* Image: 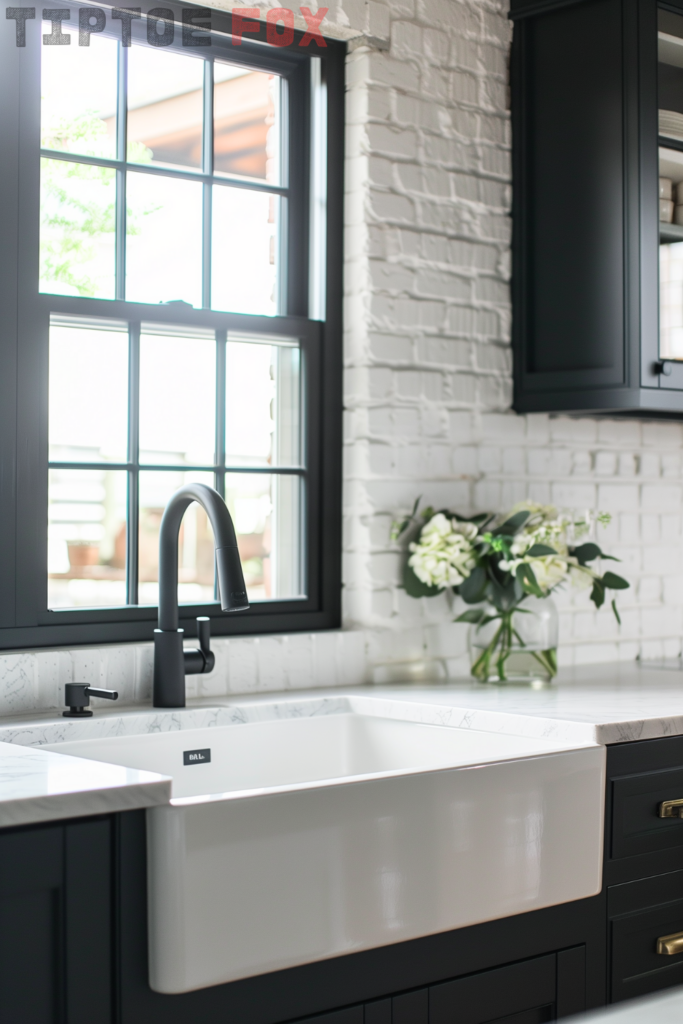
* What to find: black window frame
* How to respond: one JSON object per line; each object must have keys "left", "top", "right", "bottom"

{"left": 0, "top": 0, "right": 345, "bottom": 649}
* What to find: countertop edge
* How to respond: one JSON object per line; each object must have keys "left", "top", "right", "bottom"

{"left": 0, "top": 777, "right": 171, "bottom": 828}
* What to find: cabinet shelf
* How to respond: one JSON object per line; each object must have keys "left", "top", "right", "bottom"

{"left": 660, "top": 222, "right": 683, "bottom": 243}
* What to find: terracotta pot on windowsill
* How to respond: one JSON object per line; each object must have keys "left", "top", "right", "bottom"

{"left": 67, "top": 542, "right": 100, "bottom": 568}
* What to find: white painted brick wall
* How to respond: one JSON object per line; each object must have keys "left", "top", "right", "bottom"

{"left": 341, "top": 0, "right": 683, "bottom": 673}
{"left": 0, "top": 0, "right": 680, "bottom": 717}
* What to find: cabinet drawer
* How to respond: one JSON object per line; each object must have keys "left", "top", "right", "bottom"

{"left": 429, "top": 955, "right": 556, "bottom": 1024}
{"left": 611, "top": 767, "right": 683, "bottom": 859}
{"left": 612, "top": 898, "right": 683, "bottom": 1002}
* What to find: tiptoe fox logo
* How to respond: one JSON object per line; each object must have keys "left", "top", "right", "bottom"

{"left": 6, "top": 6, "right": 328, "bottom": 48}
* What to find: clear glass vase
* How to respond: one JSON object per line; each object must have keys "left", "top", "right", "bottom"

{"left": 468, "top": 595, "right": 559, "bottom": 685}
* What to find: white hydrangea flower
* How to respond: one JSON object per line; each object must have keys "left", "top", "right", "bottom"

{"left": 498, "top": 504, "right": 607, "bottom": 595}
{"left": 530, "top": 556, "right": 569, "bottom": 593}
{"left": 408, "top": 513, "right": 477, "bottom": 589}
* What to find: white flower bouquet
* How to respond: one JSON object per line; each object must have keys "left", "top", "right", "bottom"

{"left": 392, "top": 501, "right": 629, "bottom": 681}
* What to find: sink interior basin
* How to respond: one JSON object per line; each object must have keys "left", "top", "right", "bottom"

{"left": 39, "top": 706, "right": 579, "bottom": 800}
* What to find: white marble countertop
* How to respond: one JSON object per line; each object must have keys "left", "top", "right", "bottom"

{"left": 0, "top": 741, "right": 171, "bottom": 828}
{"left": 2, "top": 659, "right": 683, "bottom": 828}
{"left": 340, "top": 661, "right": 683, "bottom": 746}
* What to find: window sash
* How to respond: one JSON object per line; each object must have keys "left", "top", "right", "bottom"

{"left": 47, "top": 313, "right": 308, "bottom": 608}
{"left": 0, "top": 0, "right": 344, "bottom": 648}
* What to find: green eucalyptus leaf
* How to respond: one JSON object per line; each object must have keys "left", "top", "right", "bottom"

{"left": 571, "top": 542, "right": 602, "bottom": 564}
{"left": 515, "top": 563, "right": 544, "bottom": 599}
{"left": 457, "top": 565, "right": 487, "bottom": 603}
{"left": 572, "top": 541, "right": 619, "bottom": 564}
{"left": 601, "top": 571, "right": 630, "bottom": 590}
{"left": 590, "top": 580, "right": 605, "bottom": 609}
{"left": 493, "top": 510, "right": 531, "bottom": 536}
{"left": 402, "top": 562, "right": 442, "bottom": 598}
{"left": 611, "top": 599, "right": 622, "bottom": 626}
{"left": 525, "top": 544, "right": 557, "bottom": 557}
{"left": 455, "top": 609, "right": 487, "bottom": 624}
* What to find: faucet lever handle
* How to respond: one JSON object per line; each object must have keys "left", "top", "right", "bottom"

{"left": 197, "top": 616, "right": 215, "bottom": 674}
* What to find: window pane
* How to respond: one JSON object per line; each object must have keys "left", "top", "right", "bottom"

{"left": 139, "top": 471, "right": 215, "bottom": 606}
{"left": 214, "top": 64, "right": 280, "bottom": 184}
{"left": 126, "top": 172, "right": 203, "bottom": 306}
{"left": 40, "top": 158, "right": 116, "bottom": 298}
{"left": 127, "top": 45, "right": 204, "bottom": 170}
{"left": 41, "top": 32, "right": 118, "bottom": 160}
{"left": 139, "top": 326, "right": 215, "bottom": 465}
{"left": 225, "top": 473, "right": 303, "bottom": 599}
{"left": 48, "top": 468, "right": 127, "bottom": 608}
{"left": 226, "top": 338, "right": 300, "bottom": 467}
{"left": 212, "top": 187, "right": 279, "bottom": 315}
{"left": 49, "top": 320, "right": 128, "bottom": 462}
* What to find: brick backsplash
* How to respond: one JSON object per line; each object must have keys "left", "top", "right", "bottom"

{"left": 0, "top": 0, "right": 679, "bottom": 717}
{"left": 340, "top": 0, "right": 683, "bottom": 671}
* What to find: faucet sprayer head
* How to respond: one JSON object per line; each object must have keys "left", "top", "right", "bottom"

{"left": 216, "top": 545, "right": 250, "bottom": 612}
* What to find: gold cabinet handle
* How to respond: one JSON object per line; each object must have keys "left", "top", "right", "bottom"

{"left": 657, "top": 931, "right": 683, "bottom": 955}
{"left": 658, "top": 799, "right": 683, "bottom": 819}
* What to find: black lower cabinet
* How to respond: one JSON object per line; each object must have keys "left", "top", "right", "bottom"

{"left": 0, "top": 816, "right": 112, "bottom": 1024}
{"left": 605, "top": 734, "right": 683, "bottom": 1004}
{"left": 290, "top": 947, "right": 585, "bottom": 1024}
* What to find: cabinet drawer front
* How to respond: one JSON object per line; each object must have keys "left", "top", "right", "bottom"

{"left": 611, "top": 768, "right": 683, "bottom": 859}
{"left": 430, "top": 955, "right": 555, "bottom": 1024}
{"left": 612, "top": 899, "right": 683, "bottom": 1002}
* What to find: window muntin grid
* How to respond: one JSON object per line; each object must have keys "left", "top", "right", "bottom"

{"left": 39, "top": 15, "right": 287, "bottom": 314}
{"left": 47, "top": 316, "right": 305, "bottom": 609}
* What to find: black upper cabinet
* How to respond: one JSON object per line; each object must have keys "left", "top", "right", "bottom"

{"left": 511, "top": 0, "right": 683, "bottom": 415}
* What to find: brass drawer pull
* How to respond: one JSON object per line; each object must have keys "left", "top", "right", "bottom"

{"left": 657, "top": 931, "right": 683, "bottom": 955}
{"left": 659, "top": 799, "right": 683, "bottom": 819}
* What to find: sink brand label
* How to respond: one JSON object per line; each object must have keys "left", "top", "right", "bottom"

{"left": 183, "top": 748, "right": 211, "bottom": 766}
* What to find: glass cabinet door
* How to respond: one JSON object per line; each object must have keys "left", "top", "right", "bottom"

{"left": 658, "top": 9, "right": 683, "bottom": 362}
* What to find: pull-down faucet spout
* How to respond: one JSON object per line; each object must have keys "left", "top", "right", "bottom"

{"left": 153, "top": 483, "right": 249, "bottom": 708}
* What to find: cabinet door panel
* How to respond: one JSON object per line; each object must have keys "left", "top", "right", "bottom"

{"left": 65, "top": 819, "right": 112, "bottom": 1024}
{"left": 514, "top": 0, "right": 626, "bottom": 392}
{"left": 365, "top": 999, "right": 391, "bottom": 1024}
{"left": 0, "top": 888, "right": 61, "bottom": 1022}
{"left": 556, "top": 946, "right": 586, "bottom": 1018}
{"left": 429, "top": 955, "right": 556, "bottom": 1024}
{"left": 484, "top": 1010, "right": 553, "bottom": 1024}
{"left": 393, "top": 987, "right": 428, "bottom": 1024}
{"left": 301, "top": 1010, "right": 363, "bottom": 1024}
{"left": 0, "top": 819, "right": 113, "bottom": 1024}
{"left": 0, "top": 827, "right": 63, "bottom": 1023}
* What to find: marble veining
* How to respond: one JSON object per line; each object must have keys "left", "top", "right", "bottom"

{"left": 0, "top": 697, "right": 351, "bottom": 748}
{"left": 0, "top": 741, "right": 170, "bottom": 828}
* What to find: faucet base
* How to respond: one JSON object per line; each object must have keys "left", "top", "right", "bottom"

{"left": 153, "top": 629, "right": 186, "bottom": 708}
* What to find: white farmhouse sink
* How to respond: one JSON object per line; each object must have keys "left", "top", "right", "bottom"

{"left": 14, "top": 696, "right": 605, "bottom": 994}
